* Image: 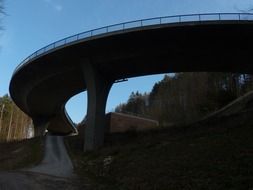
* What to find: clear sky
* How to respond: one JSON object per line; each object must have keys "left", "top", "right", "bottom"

{"left": 0, "top": 0, "right": 253, "bottom": 123}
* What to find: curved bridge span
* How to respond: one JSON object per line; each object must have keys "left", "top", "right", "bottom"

{"left": 10, "top": 13, "right": 253, "bottom": 150}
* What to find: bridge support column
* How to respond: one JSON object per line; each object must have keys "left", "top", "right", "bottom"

{"left": 33, "top": 118, "right": 48, "bottom": 137}
{"left": 82, "top": 60, "right": 113, "bottom": 151}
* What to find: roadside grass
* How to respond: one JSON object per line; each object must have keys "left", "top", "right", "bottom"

{"left": 0, "top": 137, "right": 44, "bottom": 170}
{"left": 66, "top": 110, "right": 253, "bottom": 190}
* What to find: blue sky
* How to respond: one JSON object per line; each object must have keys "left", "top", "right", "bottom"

{"left": 0, "top": 0, "right": 253, "bottom": 122}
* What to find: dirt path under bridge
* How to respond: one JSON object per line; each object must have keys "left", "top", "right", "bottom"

{"left": 0, "top": 135, "right": 88, "bottom": 190}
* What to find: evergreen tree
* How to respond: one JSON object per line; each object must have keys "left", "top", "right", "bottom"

{"left": 115, "top": 72, "right": 253, "bottom": 126}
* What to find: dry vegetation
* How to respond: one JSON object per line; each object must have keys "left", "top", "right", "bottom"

{"left": 66, "top": 99, "right": 253, "bottom": 190}
{"left": 0, "top": 137, "right": 43, "bottom": 170}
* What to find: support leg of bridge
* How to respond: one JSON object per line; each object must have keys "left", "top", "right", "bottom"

{"left": 33, "top": 118, "right": 48, "bottom": 137}
{"left": 82, "top": 60, "right": 113, "bottom": 151}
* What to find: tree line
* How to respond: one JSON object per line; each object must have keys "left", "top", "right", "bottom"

{"left": 115, "top": 73, "right": 253, "bottom": 126}
{"left": 0, "top": 94, "right": 33, "bottom": 142}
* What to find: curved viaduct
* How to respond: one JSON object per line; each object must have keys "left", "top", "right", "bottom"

{"left": 10, "top": 13, "right": 253, "bottom": 150}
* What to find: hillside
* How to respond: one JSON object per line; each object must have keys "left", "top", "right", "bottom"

{"left": 1, "top": 90, "right": 253, "bottom": 189}
{"left": 65, "top": 91, "right": 253, "bottom": 190}
{"left": 202, "top": 90, "right": 253, "bottom": 120}
{"left": 115, "top": 73, "right": 253, "bottom": 126}
{"left": 0, "top": 137, "right": 43, "bottom": 171}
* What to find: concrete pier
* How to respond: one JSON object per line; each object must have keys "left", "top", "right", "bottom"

{"left": 82, "top": 59, "right": 113, "bottom": 150}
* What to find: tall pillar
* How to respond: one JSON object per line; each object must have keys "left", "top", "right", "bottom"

{"left": 82, "top": 59, "right": 113, "bottom": 151}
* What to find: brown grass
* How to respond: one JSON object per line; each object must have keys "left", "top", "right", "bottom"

{"left": 0, "top": 137, "right": 44, "bottom": 170}
{"left": 65, "top": 110, "right": 253, "bottom": 190}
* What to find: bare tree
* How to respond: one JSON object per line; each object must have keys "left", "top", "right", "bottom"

{"left": 0, "top": 104, "right": 5, "bottom": 134}
{"left": 7, "top": 104, "right": 14, "bottom": 141}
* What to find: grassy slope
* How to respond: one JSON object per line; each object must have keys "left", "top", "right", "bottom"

{"left": 66, "top": 110, "right": 253, "bottom": 190}
{"left": 0, "top": 137, "right": 43, "bottom": 170}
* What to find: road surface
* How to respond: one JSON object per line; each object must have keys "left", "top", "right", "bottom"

{"left": 26, "top": 135, "right": 74, "bottom": 177}
{"left": 0, "top": 135, "right": 87, "bottom": 189}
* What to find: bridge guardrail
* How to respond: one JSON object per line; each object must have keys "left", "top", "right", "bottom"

{"left": 14, "top": 13, "right": 253, "bottom": 74}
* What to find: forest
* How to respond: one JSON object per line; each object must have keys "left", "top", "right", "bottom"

{"left": 0, "top": 94, "right": 33, "bottom": 142}
{"left": 115, "top": 72, "right": 253, "bottom": 126}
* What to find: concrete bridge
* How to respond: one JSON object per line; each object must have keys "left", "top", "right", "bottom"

{"left": 9, "top": 13, "right": 253, "bottom": 150}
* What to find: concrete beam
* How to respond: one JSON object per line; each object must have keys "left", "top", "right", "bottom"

{"left": 82, "top": 59, "right": 113, "bottom": 151}
{"left": 33, "top": 109, "right": 76, "bottom": 137}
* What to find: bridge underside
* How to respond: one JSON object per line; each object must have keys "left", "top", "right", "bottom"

{"left": 10, "top": 21, "right": 253, "bottom": 150}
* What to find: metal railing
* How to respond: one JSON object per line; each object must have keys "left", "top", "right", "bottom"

{"left": 14, "top": 13, "right": 253, "bottom": 73}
